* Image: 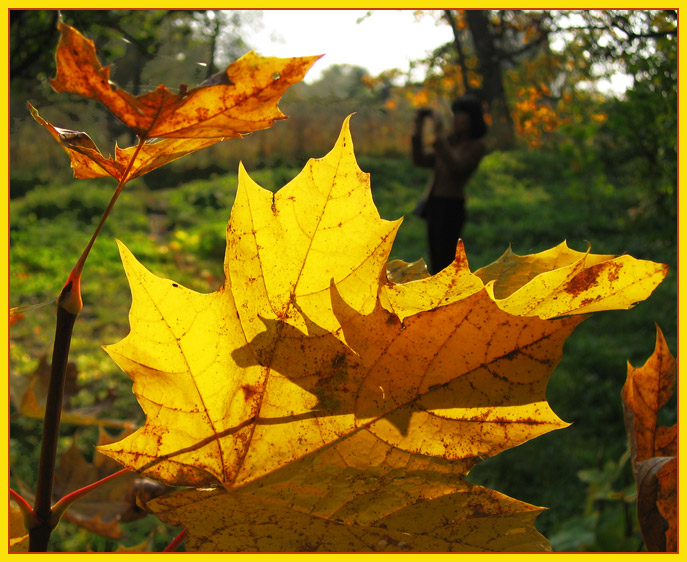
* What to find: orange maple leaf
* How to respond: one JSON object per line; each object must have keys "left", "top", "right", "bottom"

{"left": 30, "top": 21, "right": 320, "bottom": 182}
{"left": 622, "top": 326, "right": 677, "bottom": 552}
{"left": 49, "top": 21, "right": 320, "bottom": 139}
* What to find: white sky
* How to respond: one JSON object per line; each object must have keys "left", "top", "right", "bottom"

{"left": 245, "top": 9, "right": 454, "bottom": 81}
{"left": 242, "top": 9, "right": 630, "bottom": 93}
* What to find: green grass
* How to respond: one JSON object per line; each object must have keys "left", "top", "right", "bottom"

{"left": 9, "top": 149, "right": 676, "bottom": 551}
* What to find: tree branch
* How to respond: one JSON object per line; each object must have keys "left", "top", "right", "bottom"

{"left": 443, "top": 10, "right": 472, "bottom": 94}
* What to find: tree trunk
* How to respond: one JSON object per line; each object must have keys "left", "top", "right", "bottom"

{"left": 463, "top": 10, "right": 516, "bottom": 149}
{"left": 443, "top": 10, "right": 472, "bottom": 95}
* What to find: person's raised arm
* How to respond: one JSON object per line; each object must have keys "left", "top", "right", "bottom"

{"left": 411, "top": 109, "right": 436, "bottom": 168}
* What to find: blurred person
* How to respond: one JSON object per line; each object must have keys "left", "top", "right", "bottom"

{"left": 411, "top": 95, "right": 487, "bottom": 273}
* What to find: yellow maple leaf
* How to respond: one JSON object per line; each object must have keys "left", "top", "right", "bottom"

{"left": 143, "top": 435, "right": 550, "bottom": 552}
{"left": 99, "top": 117, "right": 666, "bottom": 551}
{"left": 475, "top": 243, "right": 667, "bottom": 318}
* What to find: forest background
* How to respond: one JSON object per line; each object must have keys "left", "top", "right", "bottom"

{"left": 8, "top": 9, "right": 678, "bottom": 552}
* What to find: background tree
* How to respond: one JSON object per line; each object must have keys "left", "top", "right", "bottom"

{"left": 554, "top": 10, "right": 677, "bottom": 221}
{"left": 425, "top": 10, "right": 556, "bottom": 149}
{"left": 401, "top": 10, "right": 675, "bottom": 156}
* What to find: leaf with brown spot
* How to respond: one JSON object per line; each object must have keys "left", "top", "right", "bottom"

{"left": 622, "top": 325, "right": 677, "bottom": 552}
{"left": 475, "top": 242, "right": 667, "bottom": 318}
{"left": 98, "top": 118, "right": 666, "bottom": 551}
{"left": 474, "top": 241, "right": 615, "bottom": 299}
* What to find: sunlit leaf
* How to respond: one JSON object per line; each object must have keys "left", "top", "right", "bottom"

{"left": 99, "top": 117, "right": 666, "bottom": 551}
{"left": 476, "top": 242, "right": 667, "bottom": 318}
{"left": 144, "top": 444, "right": 550, "bottom": 552}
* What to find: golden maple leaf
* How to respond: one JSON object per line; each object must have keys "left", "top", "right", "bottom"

{"left": 99, "top": 117, "right": 667, "bottom": 551}
{"left": 29, "top": 22, "right": 320, "bottom": 181}
{"left": 475, "top": 243, "right": 667, "bottom": 318}
{"left": 142, "top": 441, "right": 551, "bottom": 552}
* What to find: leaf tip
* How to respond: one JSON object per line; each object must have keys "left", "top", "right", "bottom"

{"left": 333, "top": 114, "right": 357, "bottom": 155}
{"left": 342, "top": 112, "right": 357, "bottom": 126}
{"left": 113, "top": 239, "right": 140, "bottom": 272}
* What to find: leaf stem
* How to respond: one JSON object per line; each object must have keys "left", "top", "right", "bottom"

{"left": 50, "top": 468, "right": 131, "bottom": 529}
{"left": 10, "top": 488, "right": 38, "bottom": 530}
{"left": 68, "top": 136, "right": 146, "bottom": 284}
{"left": 164, "top": 529, "right": 187, "bottom": 552}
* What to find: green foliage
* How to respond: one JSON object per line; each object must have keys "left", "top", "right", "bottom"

{"left": 548, "top": 449, "right": 640, "bottom": 551}
{"left": 548, "top": 10, "right": 677, "bottom": 226}
{"left": 596, "top": 58, "right": 677, "bottom": 221}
